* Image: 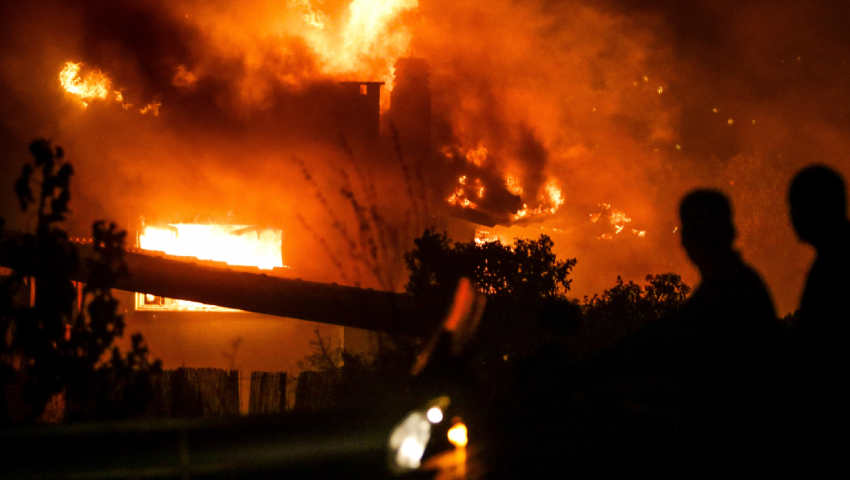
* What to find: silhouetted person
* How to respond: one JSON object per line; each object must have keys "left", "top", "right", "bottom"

{"left": 789, "top": 165, "right": 850, "bottom": 343}
{"left": 678, "top": 189, "right": 777, "bottom": 347}
{"left": 788, "top": 165, "right": 849, "bottom": 466}
{"left": 675, "top": 190, "right": 780, "bottom": 466}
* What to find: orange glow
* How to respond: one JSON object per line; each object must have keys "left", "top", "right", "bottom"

{"left": 447, "top": 176, "right": 484, "bottom": 209}
{"left": 466, "top": 145, "right": 488, "bottom": 166}
{"left": 59, "top": 62, "right": 110, "bottom": 107}
{"left": 140, "top": 101, "right": 161, "bottom": 116}
{"left": 447, "top": 421, "right": 468, "bottom": 448}
{"left": 505, "top": 174, "right": 523, "bottom": 196}
{"left": 474, "top": 230, "right": 509, "bottom": 246}
{"left": 514, "top": 204, "right": 529, "bottom": 219}
{"left": 60, "top": 62, "right": 158, "bottom": 112}
{"left": 609, "top": 209, "right": 631, "bottom": 234}
{"left": 591, "top": 204, "right": 646, "bottom": 239}
{"left": 511, "top": 181, "right": 564, "bottom": 220}
{"left": 139, "top": 224, "right": 284, "bottom": 270}
{"left": 447, "top": 188, "right": 477, "bottom": 209}
{"left": 300, "top": 0, "right": 419, "bottom": 98}
{"left": 546, "top": 182, "right": 564, "bottom": 213}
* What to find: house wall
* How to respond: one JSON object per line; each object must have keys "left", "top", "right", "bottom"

{"left": 112, "top": 289, "right": 345, "bottom": 413}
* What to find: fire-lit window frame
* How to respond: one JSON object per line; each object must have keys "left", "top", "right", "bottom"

{"left": 134, "top": 224, "right": 285, "bottom": 312}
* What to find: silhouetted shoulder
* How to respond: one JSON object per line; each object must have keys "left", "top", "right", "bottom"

{"left": 680, "top": 253, "right": 776, "bottom": 339}
{"left": 788, "top": 165, "right": 850, "bottom": 337}
{"left": 797, "top": 225, "right": 850, "bottom": 334}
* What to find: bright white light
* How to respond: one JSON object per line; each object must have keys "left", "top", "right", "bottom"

{"left": 426, "top": 407, "right": 443, "bottom": 424}
{"left": 389, "top": 411, "right": 431, "bottom": 471}
{"left": 397, "top": 437, "right": 425, "bottom": 469}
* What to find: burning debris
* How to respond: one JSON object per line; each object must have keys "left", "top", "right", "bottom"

{"left": 58, "top": 62, "right": 110, "bottom": 107}
{"left": 590, "top": 204, "right": 646, "bottom": 240}
{"left": 60, "top": 61, "right": 160, "bottom": 113}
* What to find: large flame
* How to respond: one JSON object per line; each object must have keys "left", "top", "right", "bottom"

{"left": 60, "top": 61, "right": 156, "bottom": 112}
{"left": 446, "top": 175, "right": 484, "bottom": 209}
{"left": 512, "top": 181, "right": 565, "bottom": 220}
{"left": 59, "top": 62, "right": 110, "bottom": 107}
{"left": 139, "top": 224, "right": 284, "bottom": 270}
{"left": 300, "top": 0, "right": 419, "bottom": 92}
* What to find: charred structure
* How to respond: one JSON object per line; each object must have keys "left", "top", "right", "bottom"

{"left": 338, "top": 81, "right": 384, "bottom": 141}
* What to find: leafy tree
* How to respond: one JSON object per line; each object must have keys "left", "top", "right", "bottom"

{"left": 404, "top": 228, "right": 576, "bottom": 301}
{"left": 1, "top": 140, "right": 160, "bottom": 423}
{"left": 583, "top": 273, "right": 691, "bottom": 326}
{"left": 404, "top": 228, "right": 582, "bottom": 374}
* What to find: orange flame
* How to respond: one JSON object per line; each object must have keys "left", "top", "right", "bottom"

{"left": 140, "top": 101, "right": 161, "bottom": 116}
{"left": 447, "top": 175, "right": 484, "bottom": 209}
{"left": 139, "top": 224, "right": 284, "bottom": 270}
{"left": 511, "top": 181, "right": 564, "bottom": 220}
{"left": 300, "top": 0, "right": 419, "bottom": 97}
{"left": 60, "top": 62, "right": 157, "bottom": 113}
{"left": 546, "top": 182, "right": 564, "bottom": 213}
{"left": 466, "top": 145, "right": 488, "bottom": 166}
{"left": 59, "top": 62, "right": 110, "bottom": 107}
{"left": 505, "top": 174, "right": 523, "bottom": 196}
{"left": 474, "top": 230, "right": 509, "bottom": 246}
{"left": 591, "top": 204, "right": 646, "bottom": 239}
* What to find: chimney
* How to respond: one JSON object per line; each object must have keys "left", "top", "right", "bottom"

{"left": 390, "top": 58, "right": 431, "bottom": 156}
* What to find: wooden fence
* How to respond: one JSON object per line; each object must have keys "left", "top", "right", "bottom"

{"left": 151, "top": 367, "right": 240, "bottom": 418}
{"left": 294, "top": 371, "right": 340, "bottom": 410}
{"left": 248, "top": 371, "right": 287, "bottom": 414}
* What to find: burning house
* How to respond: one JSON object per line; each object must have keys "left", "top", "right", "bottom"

{"left": 2, "top": 0, "right": 850, "bottom": 415}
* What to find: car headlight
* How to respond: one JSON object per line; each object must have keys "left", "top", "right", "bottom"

{"left": 388, "top": 396, "right": 451, "bottom": 472}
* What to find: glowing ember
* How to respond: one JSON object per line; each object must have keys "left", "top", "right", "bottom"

{"left": 60, "top": 62, "right": 157, "bottom": 113}
{"left": 139, "top": 224, "right": 284, "bottom": 270}
{"left": 591, "top": 204, "right": 646, "bottom": 239}
{"left": 172, "top": 65, "right": 198, "bottom": 87}
{"left": 609, "top": 210, "right": 631, "bottom": 234}
{"left": 511, "top": 181, "right": 565, "bottom": 220}
{"left": 140, "top": 101, "right": 161, "bottom": 116}
{"left": 59, "top": 62, "right": 110, "bottom": 107}
{"left": 474, "top": 230, "right": 509, "bottom": 246}
{"left": 295, "top": 0, "right": 328, "bottom": 28}
{"left": 466, "top": 145, "right": 488, "bottom": 166}
{"left": 546, "top": 182, "right": 564, "bottom": 212}
{"left": 447, "top": 188, "right": 477, "bottom": 209}
{"left": 506, "top": 174, "right": 523, "bottom": 196}
{"left": 447, "top": 176, "right": 484, "bottom": 209}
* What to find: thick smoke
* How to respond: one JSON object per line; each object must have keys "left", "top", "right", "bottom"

{"left": 2, "top": 0, "right": 850, "bottom": 312}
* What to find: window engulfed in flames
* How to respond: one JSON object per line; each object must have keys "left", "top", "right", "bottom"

{"left": 135, "top": 224, "right": 285, "bottom": 311}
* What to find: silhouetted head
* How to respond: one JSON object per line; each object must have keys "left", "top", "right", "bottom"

{"left": 679, "top": 190, "right": 736, "bottom": 270}
{"left": 789, "top": 165, "right": 847, "bottom": 246}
